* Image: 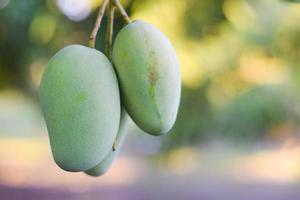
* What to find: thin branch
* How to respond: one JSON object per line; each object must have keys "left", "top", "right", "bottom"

{"left": 113, "top": 0, "right": 132, "bottom": 24}
{"left": 89, "top": 0, "right": 109, "bottom": 48}
{"left": 105, "top": 1, "right": 115, "bottom": 60}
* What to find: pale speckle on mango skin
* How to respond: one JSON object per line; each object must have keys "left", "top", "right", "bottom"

{"left": 112, "top": 20, "right": 181, "bottom": 135}
{"left": 75, "top": 91, "right": 87, "bottom": 103}
{"left": 39, "top": 45, "right": 121, "bottom": 172}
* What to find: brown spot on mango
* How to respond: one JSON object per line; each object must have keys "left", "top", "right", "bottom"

{"left": 112, "top": 20, "right": 181, "bottom": 135}
{"left": 148, "top": 66, "right": 158, "bottom": 85}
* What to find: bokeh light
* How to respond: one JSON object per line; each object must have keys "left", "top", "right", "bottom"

{"left": 0, "top": 0, "right": 10, "bottom": 10}
{"left": 56, "top": 0, "right": 93, "bottom": 21}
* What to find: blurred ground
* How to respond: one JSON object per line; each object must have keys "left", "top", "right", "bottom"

{"left": 1, "top": 137, "right": 300, "bottom": 200}
{"left": 1, "top": 90, "right": 300, "bottom": 199}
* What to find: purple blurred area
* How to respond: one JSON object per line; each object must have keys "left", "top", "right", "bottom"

{"left": 1, "top": 178, "right": 300, "bottom": 200}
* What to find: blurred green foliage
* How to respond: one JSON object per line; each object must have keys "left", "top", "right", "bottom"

{"left": 184, "top": 0, "right": 225, "bottom": 38}
{"left": 1, "top": 0, "right": 300, "bottom": 149}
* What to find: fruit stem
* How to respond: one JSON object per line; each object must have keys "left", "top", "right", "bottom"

{"left": 105, "top": 0, "right": 115, "bottom": 60}
{"left": 89, "top": 0, "right": 109, "bottom": 48}
{"left": 112, "top": 140, "right": 117, "bottom": 151}
{"left": 113, "top": 0, "right": 132, "bottom": 24}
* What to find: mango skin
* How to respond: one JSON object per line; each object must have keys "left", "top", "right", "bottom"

{"left": 39, "top": 45, "right": 120, "bottom": 172}
{"left": 112, "top": 20, "right": 181, "bottom": 135}
{"left": 85, "top": 109, "right": 129, "bottom": 177}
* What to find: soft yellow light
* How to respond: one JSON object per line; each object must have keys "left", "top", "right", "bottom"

{"left": 223, "top": 0, "right": 257, "bottom": 31}
{"left": 163, "top": 147, "right": 200, "bottom": 175}
{"left": 29, "top": 13, "right": 57, "bottom": 44}
{"left": 208, "top": 72, "right": 248, "bottom": 107}
{"left": 238, "top": 49, "right": 288, "bottom": 85}
{"left": 231, "top": 139, "right": 300, "bottom": 183}
{"left": 30, "top": 59, "right": 47, "bottom": 88}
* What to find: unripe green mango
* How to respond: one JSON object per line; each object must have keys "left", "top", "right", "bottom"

{"left": 85, "top": 109, "right": 129, "bottom": 177}
{"left": 112, "top": 20, "right": 181, "bottom": 135}
{"left": 39, "top": 45, "right": 121, "bottom": 172}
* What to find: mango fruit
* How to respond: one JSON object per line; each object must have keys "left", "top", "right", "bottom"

{"left": 85, "top": 109, "right": 129, "bottom": 176}
{"left": 39, "top": 45, "right": 120, "bottom": 172}
{"left": 112, "top": 20, "right": 181, "bottom": 135}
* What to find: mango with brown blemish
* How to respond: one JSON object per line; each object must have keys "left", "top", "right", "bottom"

{"left": 39, "top": 45, "right": 121, "bottom": 172}
{"left": 112, "top": 20, "right": 181, "bottom": 135}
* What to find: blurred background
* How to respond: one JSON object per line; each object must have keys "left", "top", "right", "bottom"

{"left": 1, "top": 0, "right": 300, "bottom": 199}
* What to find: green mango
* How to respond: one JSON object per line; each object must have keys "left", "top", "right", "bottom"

{"left": 85, "top": 109, "right": 129, "bottom": 177}
{"left": 112, "top": 20, "right": 181, "bottom": 135}
{"left": 39, "top": 45, "right": 120, "bottom": 172}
